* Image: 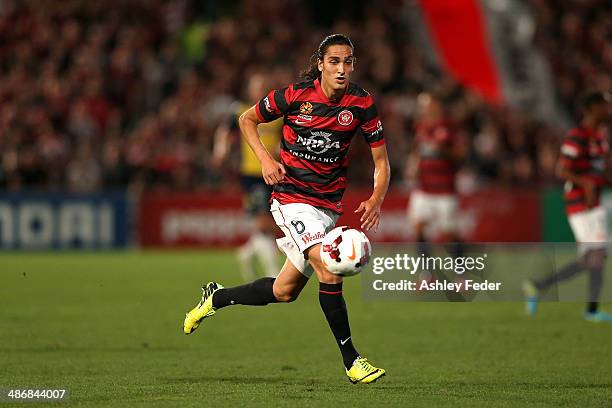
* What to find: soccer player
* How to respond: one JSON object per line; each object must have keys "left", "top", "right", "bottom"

{"left": 184, "top": 34, "right": 390, "bottom": 383}
{"left": 523, "top": 91, "right": 611, "bottom": 322}
{"left": 406, "top": 92, "right": 463, "bottom": 263}
{"left": 212, "top": 72, "right": 282, "bottom": 280}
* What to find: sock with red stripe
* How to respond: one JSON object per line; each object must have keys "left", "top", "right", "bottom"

{"left": 319, "top": 282, "right": 359, "bottom": 369}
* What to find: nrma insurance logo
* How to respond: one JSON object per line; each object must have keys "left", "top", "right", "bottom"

{"left": 296, "top": 131, "right": 340, "bottom": 154}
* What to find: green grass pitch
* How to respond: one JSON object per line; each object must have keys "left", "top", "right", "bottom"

{"left": 1, "top": 251, "right": 610, "bottom": 407}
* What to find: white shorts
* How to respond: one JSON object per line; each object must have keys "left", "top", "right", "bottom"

{"left": 270, "top": 199, "right": 339, "bottom": 278}
{"left": 408, "top": 190, "right": 458, "bottom": 234}
{"left": 568, "top": 206, "right": 608, "bottom": 254}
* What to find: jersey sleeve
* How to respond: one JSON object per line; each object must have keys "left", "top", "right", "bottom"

{"left": 359, "top": 95, "right": 385, "bottom": 148}
{"left": 559, "top": 131, "right": 583, "bottom": 170}
{"left": 255, "top": 86, "right": 290, "bottom": 123}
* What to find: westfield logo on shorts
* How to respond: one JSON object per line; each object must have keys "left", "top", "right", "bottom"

{"left": 301, "top": 231, "right": 326, "bottom": 245}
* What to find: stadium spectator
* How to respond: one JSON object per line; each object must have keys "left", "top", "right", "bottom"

{"left": 0, "top": 0, "right": 609, "bottom": 192}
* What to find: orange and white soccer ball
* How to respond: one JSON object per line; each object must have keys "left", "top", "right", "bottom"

{"left": 320, "top": 226, "right": 372, "bottom": 277}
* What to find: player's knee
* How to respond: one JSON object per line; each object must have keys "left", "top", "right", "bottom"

{"left": 306, "top": 244, "right": 321, "bottom": 259}
{"left": 584, "top": 248, "right": 607, "bottom": 269}
{"left": 272, "top": 285, "right": 299, "bottom": 303}
{"left": 275, "top": 290, "right": 298, "bottom": 303}
{"left": 306, "top": 244, "right": 343, "bottom": 284}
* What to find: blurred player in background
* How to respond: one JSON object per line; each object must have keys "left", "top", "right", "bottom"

{"left": 406, "top": 92, "right": 464, "bottom": 261}
{"left": 524, "top": 91, "right": 612, "bottom": 322}
{"left": 184, "top": 34, "right": 390, "bottom": 383}
{"left": 213, "top": 73, "right": 282, "bottom": 280}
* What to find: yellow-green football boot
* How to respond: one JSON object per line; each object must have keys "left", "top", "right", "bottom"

{"left": 183, "top": 282, "right": 223, "bottom": 334}
{"left": 346, "top": 357, "right": 386, "bottom": 384}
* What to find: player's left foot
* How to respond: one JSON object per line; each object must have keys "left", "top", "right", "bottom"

{"left": 346, "top": 357, "right": 386, "bottom": 384}
{"left": 183, "top": 282, "right": 224, "bottom": 334}
{"left": 522, "top": 280, "right": 539, "bottom": 316}
{"left": 584, "top": 311, "right": 612, "bottom": 323}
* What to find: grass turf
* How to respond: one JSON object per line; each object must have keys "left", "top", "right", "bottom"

{"left": 0, "top": 251, "right": 610, "bottom": 407}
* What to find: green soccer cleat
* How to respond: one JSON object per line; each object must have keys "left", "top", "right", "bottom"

{"left": 346, "top": 357, "right": 386, "bottom": 384}
{"left": 183, "top": 282, "right": 224, "bottom": 335}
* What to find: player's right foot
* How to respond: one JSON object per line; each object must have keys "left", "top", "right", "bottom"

{"left": 346, "top": 357, "right": 386, "bottom": 384}
{"left": 522, "top": 280, "right": 539, "bottom": 316}
{"left": 183, "top": 282, "right": 223, "bottom": 334}
{"left": 584, "top": 311, "right": 612, "bottom": 323}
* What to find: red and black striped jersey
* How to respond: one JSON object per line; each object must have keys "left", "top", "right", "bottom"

{"left": 415, "top": 120, "right": 456, "bottom": 194}
{"left": 255, "top": 78, "right": 385, "bottom": 213}
{"left": 559, "top": 126, "right": 608, "bottom": 215}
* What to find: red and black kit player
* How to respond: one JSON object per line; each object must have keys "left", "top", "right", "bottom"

{"left": 406, "top": 92, "right": 463, "bottom": 262}
{"left": 183, "top": 34, "right": 391, "bottom": 382}
{"left": 524, "top": 91, "right": 612, "bottom": 322}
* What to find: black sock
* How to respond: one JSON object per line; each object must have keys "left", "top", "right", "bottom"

{"left": 586, "top": 302, "right": 599, "bottom": 314}
{"left": 212, "top": 277, "right": 278, "bottom": 309}
{"left": 586, "top": 265, "right": 603, "bottom": 314}
{"left": 319, "top": 282, "right": 359, "bottom": 369}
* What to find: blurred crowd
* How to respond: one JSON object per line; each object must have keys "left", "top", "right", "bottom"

{"left": 0, "top": 0, "right": 609, "bottom": 193}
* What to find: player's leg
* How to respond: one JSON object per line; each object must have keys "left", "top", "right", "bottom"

{"left": 581, "top": 207, "right": 611, "bottom": 321}
{"left": 238, "top": 177, "right": 279, "bottom": 280}
{"left": 244, "top": 212, "right": 280, "bottom": 278}
{"left": 183, "top": 199, "right": 312, "bottom": 334}
{"left": 213, "top": 257, "right": 308, "bottom": 308}
{"left": 524, "top": 207, "right": 611, "bottom": 319}
{"left": 272, "top": 258, "right": 310, "bottom": 302}
{"left": 408, "top": 190, "right": 434, "bottom": 291}
{"left": 523, "top": 210, "right": 588, "bottom": 312}
{"left": 409, "top": 191, "right": 432, "bottom": 259}
{"left": 237, "top": 177, "right": 259, "bottom": 280}
{"left": 237, "top": 238, "right": 256, "bottom": 281}
{"left": 535, "top": 208, "right": 603, "bottom": 292}
{"left": 183, "top": 257, "right": 308, "bottom": 334}
{"left": 213, "top": 230, "right": 312, "bottom": 308}
{"left": 250, "top": 180, "right": 280, "bottom": 278}
{"left": 415, "top": 221, "right": 429, "bottom": 257}
{"left": 531, "top": 258, "right": 586, "bottom": 291}
{"left": 307, "top": 243, "right": 385, "bottom": 383}
{"left": 425, "top": 194, "right": 472, "bottom": 301}
{"left": 307, "top": 244, "right": 355, "bottom": 365}
{"left": 584, "top": 248, "right": 606, "bottom": 315}
{"left": 438, "top": 194, "right": 464, "bottom": 258}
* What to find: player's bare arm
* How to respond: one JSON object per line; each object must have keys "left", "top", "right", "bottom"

{"left": 238, "top": 106, "right": 286, "bottom": 185}
{"left": 355, "top": 145, "right": 390, "bottom": 231}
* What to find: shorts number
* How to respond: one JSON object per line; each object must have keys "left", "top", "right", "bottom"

{"left": 291, "top": 220, "right": 305, "bottom": 234}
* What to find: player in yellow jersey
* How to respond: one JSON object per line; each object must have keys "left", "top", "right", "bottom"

{"left": 213, "top": 72, "right": 283, "bottom": 280}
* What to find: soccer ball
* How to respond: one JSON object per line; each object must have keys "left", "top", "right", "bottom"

{"left": 320, "top": 226, "right": 372, "bottom": 277}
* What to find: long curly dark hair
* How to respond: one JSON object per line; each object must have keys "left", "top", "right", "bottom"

{"left": 300, "top": 34, "right": 355, "bottom": 80}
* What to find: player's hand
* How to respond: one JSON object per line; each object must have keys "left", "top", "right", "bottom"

{"left": 583, "top": 178, "right": 597, "bottom": 207}
{"left": 355, "top": 197, "right": 383, "bottom": 231}
{"left": 261, "top": 158, "right": 286, "bottom": 185}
